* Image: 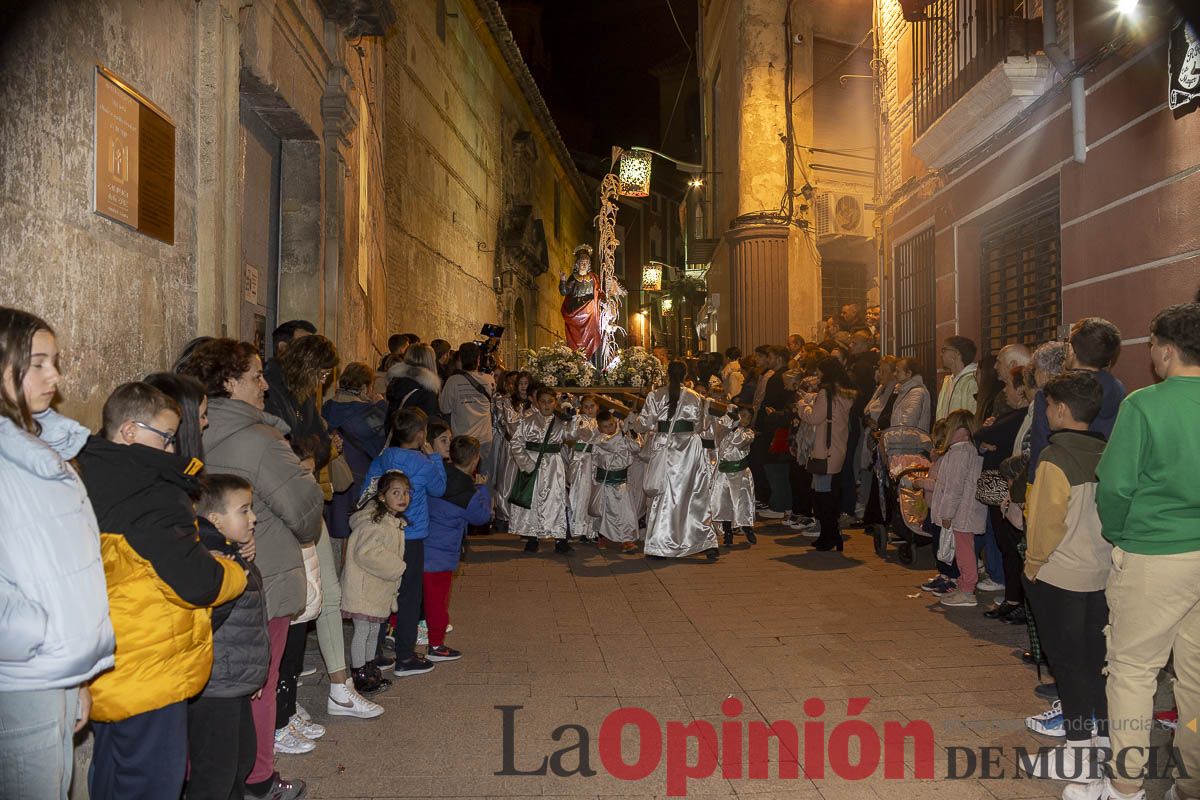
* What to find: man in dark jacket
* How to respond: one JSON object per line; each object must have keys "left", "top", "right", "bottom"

{"left": 79, "top": 383, "right": 246, "bottom": 800}
{"left": 749, "top": 345, "right": 793, "bottom": 514}
{"left": 188, "top": 474, "right": 272, "bottom": 800}
{"left": 843, "top": 331, "right": 880, "bottom": 515}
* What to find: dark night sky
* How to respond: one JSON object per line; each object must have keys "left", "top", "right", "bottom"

{"left": 504, "top": 0, "right": 700, "bottom": 162}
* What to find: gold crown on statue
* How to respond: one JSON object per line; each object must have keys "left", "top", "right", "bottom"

{"left": 573, "top": 244, "right": 594, "bottom": 259}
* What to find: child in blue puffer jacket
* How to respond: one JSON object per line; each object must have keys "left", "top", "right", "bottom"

{"left": 424, "top": 436, "right": 492, "bottom": 661}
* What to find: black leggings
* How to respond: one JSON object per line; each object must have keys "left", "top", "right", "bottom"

{"left": 788, "top": 460, "right": 812, "bottom": 517}
{"left": 990, "top": 506, "right": 1025, "bottom": 605}
{"left": 275, "top": 622, "right": 308, "bottom": 729}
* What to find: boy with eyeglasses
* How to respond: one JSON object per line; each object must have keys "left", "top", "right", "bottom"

{"left": 78, "top": 382, "right": 247, "bottom": 800}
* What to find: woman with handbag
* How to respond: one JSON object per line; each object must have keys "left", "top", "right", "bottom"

{"left": 636, "top": 361, "right": 720, "bottom": 561}
{"left": 973, "top": 368, "right": 1033, "bottom": 621}
{"left": 797, "top": 357, "right": 856, "bottom": 552}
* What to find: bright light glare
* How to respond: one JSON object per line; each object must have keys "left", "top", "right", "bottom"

{"left": 1117, "top": 0, "right": 1137, "bottom": 15}
{"left": 689, "top": 178, "right": 704, "bottom": 188}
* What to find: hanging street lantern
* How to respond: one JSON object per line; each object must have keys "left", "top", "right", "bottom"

{"left": 641, "top": 263, "right": 663, "bottom": 291}
{"left": 618, "top": 149, "right": 653, "bottom": 197}
{"left": 661, "top": 296, "right": 674, "bottom": 315}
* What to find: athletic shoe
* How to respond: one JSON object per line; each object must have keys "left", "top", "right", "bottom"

{"left": 939, "top": 591, "right": 977, "bottom": 607}
{"left": 393, "top": 656, "right": 435, "bottom": 677}
{"left": 327, "top": 680, "right": 384, "bottom": 719}
{"left": 246, "top": 774, "right": 308, "bottom": 800}
{"left": 289, "top": 715, "right": 324, "bottom": 740}
{"left": 273, "top": 726, "right": 315, "bottom": 755}
{"left": 426, "top": 645, "right": 462, "bottom": 662}
{"left": 294, "top": 702, "right": 312, "bottom": 723}
{"left": 757, "top": 508, "right": 786, "bottom": 520}
{"left": 795, "top": 521, "right": 822, "bottom": 537}
{"left": 930, "top": 582, "right": 958, "bottom": 597}
{"left": 1062, "top": 778, "right": 1145, "bottom": 800}
{"left": 783, "top": 512, "right": 797, "bottom": 525}
{"left": 1021, "top": 739, "right": 1099, "bottom": 782}
{"left": 1156, "top": 709, "right": 1179, "bottom": 730}
{"left": 1026, "top": 700, "right": 1067, "bottom": 737}
{"left": 920, "top": 576, "right": 952, "bottom": 593}
{"left": 785, "top": 515, "right": 815, "bottom": 529}
{"left": 976, "top": 578, "right": 1005, "bottom": 592}
{"left": 446, "top": 623, "right": 454, "bottom": 633}
{"left": 985, "top": 601, "right": 1022, "bottom": 619}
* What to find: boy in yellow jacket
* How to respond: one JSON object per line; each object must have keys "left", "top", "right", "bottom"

{"left": 78, "top": 383, "right": 247, "bottom": 800}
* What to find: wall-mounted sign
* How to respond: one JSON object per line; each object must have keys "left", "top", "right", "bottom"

{"left": 1169, "top": 20, "right": 1200, "bottom": 111}
{"left": 94, "top": 66, "right": 175, "bottom": 244}
{"left": 243, "top": 264, "right": 261, "bottom": 305}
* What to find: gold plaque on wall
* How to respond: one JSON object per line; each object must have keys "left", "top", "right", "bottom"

{"left": 94, "top": 66, "right": 175, "bottom": 244}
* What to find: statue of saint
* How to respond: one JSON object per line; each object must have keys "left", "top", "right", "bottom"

{"left": 559, "top": 244, "right": 604, "bottom": 359}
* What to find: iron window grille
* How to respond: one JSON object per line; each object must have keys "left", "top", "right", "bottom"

{"left": 894, "top": 229, "right": 937, "bottom": 384}
{"left": 822, "top": 261, "right": 869, "bottom": 322}
{"left": 980, "top": 189, "right": 1061, "bottom": 356}
{"left": 912, "top": 0, "right": 1040, "bottom": 135}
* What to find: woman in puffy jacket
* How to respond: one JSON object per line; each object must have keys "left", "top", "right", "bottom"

{"left": 0, "top": 307, "right": 115, "bottom": 799}
{"left": 181, "top": 338, "right": 322, "bottom": 798}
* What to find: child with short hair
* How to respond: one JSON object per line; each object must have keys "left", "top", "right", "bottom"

{"left": 565, "top": 395, "right": 600, "bottom": 543}
{"left": 78, "top": 382, "right": 247, "bottom": 800}
{"left": 425, "top": 435, "right": 493, "bottom": 660}
{"left": 188, "top": 474, "right": 269, "bottom": 800}
{"left": 930, "top": 409, "right": 987, "bottom": 607}
{"left": 1020, "top": 371, "right": 1109, "bottom": 782}
{"left": 509, "top": 387, "right": 570, "bottom": 553}
{"left": 362, "top": 408, "right": 447, "bottom": 677}
{"left": 591, "top": 410, "right": 641, "bottom": 552}
{"left": 710, "top": 406, "right": 758, "bottom": 547}
{"left": 343, "top": 471, "right": 410, "bottom": 694}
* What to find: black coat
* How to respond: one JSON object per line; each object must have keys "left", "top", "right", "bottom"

{"left": 197, "top": 519, "right": 269, "bottom": 698}
{"left": 753, "top": 370, "right": 793, "bottom": 432}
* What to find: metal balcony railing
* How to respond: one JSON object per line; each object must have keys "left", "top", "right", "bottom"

{"left": 912, "top": 0, "right": 1041, "bottom": 135}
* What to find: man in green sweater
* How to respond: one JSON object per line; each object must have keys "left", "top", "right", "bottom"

{"left": 1067, "top": 303, "right": 1200, "bottom": 800}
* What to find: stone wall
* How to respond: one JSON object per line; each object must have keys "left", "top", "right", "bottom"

{"left": 383, "top": 0, "right": 591, "bottom": 364}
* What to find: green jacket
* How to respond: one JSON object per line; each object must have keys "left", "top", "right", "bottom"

{"left": 1096, "top": 376, "right": 1200, "bottom": 555}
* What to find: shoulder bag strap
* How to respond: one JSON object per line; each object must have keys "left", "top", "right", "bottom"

{"left": 531, "top": 417, "right": 555, "bottom": 473}
{"left": 461, "top": 372, "right": 493, "bottom": 401}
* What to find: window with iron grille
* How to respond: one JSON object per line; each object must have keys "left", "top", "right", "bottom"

{"left": 980, "top": 189, "right": 1061, "bottom": 355}
{"left": 894, "top": 229, "right": 936, "bottom": 383}
{"left": 911, "top": 0, "right": 1040, "bottom": 135}
{"left": 822, "top": 261, "right": 868, "bottom": 321}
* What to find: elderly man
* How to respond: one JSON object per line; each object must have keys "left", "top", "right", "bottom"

{"left": 991, "top": 344, "right": 1032, "bottom": 416}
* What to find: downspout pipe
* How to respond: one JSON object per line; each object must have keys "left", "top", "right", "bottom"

{"left": 1043, "top": 0, "right": 1087, "bottom": 163}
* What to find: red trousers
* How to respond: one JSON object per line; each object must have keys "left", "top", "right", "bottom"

{"left": 422, "top": 571, "right": 453, "bottom": 648}
{"left": 248, "top": 616, "right": 289, "bottom": 783}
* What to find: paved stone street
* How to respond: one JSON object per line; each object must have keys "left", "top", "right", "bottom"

{"left": 290, "top": 524, "right": 1174, "bottom": 799}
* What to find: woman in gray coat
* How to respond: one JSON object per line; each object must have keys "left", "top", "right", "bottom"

{"left": 889, "top": 358, "right": 932, "bottom": 433}
{"left": 181, "top": 338, "right": 321, "bottom": 797}
{"left": 0, "top": 307, "right": 114, "bottom": 799}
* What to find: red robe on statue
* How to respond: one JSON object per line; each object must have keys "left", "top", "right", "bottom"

{"left": 560, "top": 273, "right": 603, "bottom": 359}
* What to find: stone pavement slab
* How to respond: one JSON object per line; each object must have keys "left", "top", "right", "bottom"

{"left": 290, "top": 523, "right": 1176, "bottom": 799}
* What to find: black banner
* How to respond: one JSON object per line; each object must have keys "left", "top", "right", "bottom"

{"left": 1169, "top": 19, "right": 1200, "bottom": 111}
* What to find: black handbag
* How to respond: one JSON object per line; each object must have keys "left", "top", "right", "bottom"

{"left": 508, "top": 419, "right": 555, "bottom": 510}
{"left": 805, "top": 388, "right": 835, "bottom": 475}
{"left": 975, "top": 469, "right": 1008, "bottom": 506}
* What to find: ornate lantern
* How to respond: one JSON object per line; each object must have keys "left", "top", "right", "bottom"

{"left": 660, "top": 296, "right": 674, "bottom": 315}
{"left": 641, "top": 263, "right": 663, "bottom": 292}
{"left": 618, "top": 150, "right": 653, "bottom": 197}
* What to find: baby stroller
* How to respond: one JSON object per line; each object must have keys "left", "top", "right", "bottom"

{"left": 869, "top": 426, "right": 933, "bottom": 564}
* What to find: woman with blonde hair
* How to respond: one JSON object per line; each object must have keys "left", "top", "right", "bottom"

{"left": 385, "top": 343, "right": 442, "bottom": 426}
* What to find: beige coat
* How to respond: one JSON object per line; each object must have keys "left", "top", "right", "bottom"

{"left": 799, "top": 388, "right": 855, "bottom": 475}
{"left": 341, "top": 507, "right": 407, "bottom": 619}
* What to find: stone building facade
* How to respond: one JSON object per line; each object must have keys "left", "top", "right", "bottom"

{"left": 874, "top": 0, "right": 1200, "bottom": 389}
{"left": 0, "top": 0, "right": 391, "bottom": 427}
{"left": 697, "top": 0, "right": 876, "bottom": 351}
{"left": 382, "top": 0, "right": 592, "bottom": 369}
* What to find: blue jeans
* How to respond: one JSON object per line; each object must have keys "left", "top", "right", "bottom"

{"left": 0, "top": 687, "right": 79, "bottom": 800}
{"left": 89, "top": 701, "right": 187, "bottom": 800}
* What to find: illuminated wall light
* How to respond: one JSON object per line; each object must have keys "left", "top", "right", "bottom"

{"left": 660, "top": 297, "right": 674, "bottom": 314}
{"left": 618, "top": 150, "right": 653, "bottom": 197}
{"left": 1117, "top": 0, "right": 1138, "bottom": 14}
{"left": 641, "top": 264, "right": 662, "bottom": 291}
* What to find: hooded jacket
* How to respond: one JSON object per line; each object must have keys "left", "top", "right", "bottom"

{"left": 426, "top": 465, "right": 492, "bottom": 572}
{"left": 0, "top": 411, "right": 114, "bottom": 692}
{"left": 77, "top": 438, "right": 246, "bottom": 722}
{"left": 197, "top": 518, "right": 269, "bottom": 698}
{"left": 341, "top": 506, "right": 407, "bottom": 620}
{"left": 202, "top": 398, "right": 323, "bottom": 619}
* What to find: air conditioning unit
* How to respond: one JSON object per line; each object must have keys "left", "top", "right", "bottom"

{"left": 813, "top": 191, "right": 868, "bottom": 238}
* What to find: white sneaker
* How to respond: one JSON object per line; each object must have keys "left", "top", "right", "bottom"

{"left": 1021, "top": 739, "right": 1098, "bottom": 782}
{"left": 785, "top": 515, "right": 815, "bottom": 529}
{"left": 939, "top": 591, "right": 978, "bottom": 607}
{"left": 757, "top": 508, "right": 786, "bottom": 520}
{"left": 294, "top": 702, "right": 312, "bottom": 723}
{"left": 1026, "top": 700, "right": 1067, "bottom": 737}
{"left": 289, "top": 714, "right": 325, "bottom": 740}
{"left": 1062, "top": 778, "right": 1146, "bottom": 800}
{"left": 273, "top": 726, "right": 315, "bottom": 754}
{"left": 327, "top": 680, "right": 384, "bottom": 719}
{"left": 977, "top": 578, "right": 1005, "bottom": 592}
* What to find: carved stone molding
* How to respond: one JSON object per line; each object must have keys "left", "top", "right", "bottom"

{"left": 321, "top": 65, "right": 358, "bottom": 165}
{"left": 315, "top": 0, "right": 398, "bottom": 37}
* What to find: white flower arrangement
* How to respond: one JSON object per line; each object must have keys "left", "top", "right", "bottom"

{"left": 602, "top": 346, "right": 665, "bottom": 388}
{"left": 524, "top": 344, "right": 596, "bottom": 387}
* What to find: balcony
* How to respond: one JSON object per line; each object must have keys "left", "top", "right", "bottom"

{"left": 911, "top": 0, "right": 1049, "bottom": 168}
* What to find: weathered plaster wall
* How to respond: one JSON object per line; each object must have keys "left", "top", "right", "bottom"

{"left": 0, "top": 0, "right": 200, "bottom": 427}
{"left": 383, "top": 0, "right": 589, "bottom": 355}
